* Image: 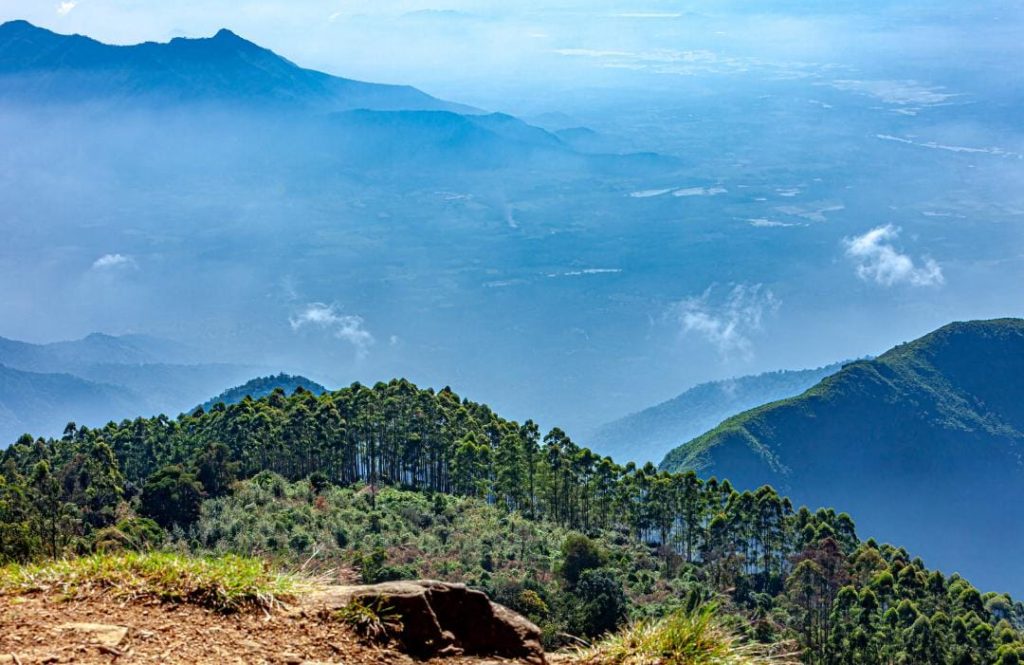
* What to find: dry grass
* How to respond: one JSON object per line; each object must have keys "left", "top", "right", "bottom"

{"left": 579, "top": 604, "right": 796, "bottom": 665}
{"left": 0, "top": 552, "right": 303, "bottom": 612}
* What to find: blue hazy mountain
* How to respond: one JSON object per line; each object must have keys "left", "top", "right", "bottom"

{"left": 0, "top": 333, "right": 262, "bottom": 443}
{"left": 199, "top": 373, "right": 328, "bottom": 412}
{"left": 0, "top": 364, "right": 139, "bottom": 442}
{"left": 661, "top": 319, "right": 1024, "bottom": 595}
{"left": 0, "top": 20, "right": 472, "bottom": 112}
{"left": 589, "top": 363, "right": 845, "bottom": 465}
{"left": 0, "top": 332, "right": 193, "bottom": 372}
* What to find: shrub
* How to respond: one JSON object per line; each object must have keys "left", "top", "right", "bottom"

{"left": 559, "top": 535, "right": 607, "bottom": 588}
{"left": 567, "top": 567, "right": 628, "bottom": 638}
{"left": 581, "top": 603, "right": 796, "bottom": 665}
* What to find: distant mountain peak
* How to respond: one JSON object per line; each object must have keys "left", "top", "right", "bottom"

{"left": 0, "top": 20, "right": 471, "bottom": 113}
{"left": 213, "top": 28, "right": 243, "bottom": 41}
{"left": 0, "top": 19, "right": 35, "bottom": 32}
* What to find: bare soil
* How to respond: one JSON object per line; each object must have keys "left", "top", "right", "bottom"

{"left": 0, "top": 593, "right": 534, "bottom": 665}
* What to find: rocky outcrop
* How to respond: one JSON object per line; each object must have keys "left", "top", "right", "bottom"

{"left": 296, "top": 580, "right": 545, "bottom": 663}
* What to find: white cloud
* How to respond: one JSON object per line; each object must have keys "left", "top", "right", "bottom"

{"left": 56, "top": 1, "right": 77, "bottom": 16}
{"left": 747, "top": 218, "right": 798, "bottom": 228}
{"left": 629, "top": 188, "right": 673, "bottom": 198}
{"left": 547, "top": 268, "right": 622, "bottom": 277}
{"left": 673, "top": 186, "right": 727, "bottom": 197}
{"left": 91, "top": 253, "right": 136, "bottom": 270}
{"left": 289, "top": 303, "right": 375, "bottom": 357}
{"left": 844, "top": 225, "right": 944, "bottom": 287}
{"left": 674, "top": 283, "right": 780, "bottom": 361}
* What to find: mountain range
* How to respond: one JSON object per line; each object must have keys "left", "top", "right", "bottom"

{"left": 588, "top": 363, "right": 845, "bottom": 465}
{"left": 0, "top": 21, "right": 659, "bottom": 176}
{"left": 0, "top": 20, "right": 471, "bottom": 112}
{"left": 0, "top": 332, "right": 261, "bottom": 444}
{"left": 660, "top": 318, "right": 1024, "bottom": 595}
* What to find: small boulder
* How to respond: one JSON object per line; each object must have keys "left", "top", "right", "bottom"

{"left": 299, "top": 580, "right": 545, "bottom": 663}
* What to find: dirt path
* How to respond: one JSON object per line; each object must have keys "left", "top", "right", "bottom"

{"left": 0, "top": 594, "right": 531, "bottom": 665}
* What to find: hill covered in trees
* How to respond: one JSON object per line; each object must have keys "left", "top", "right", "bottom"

{"left": 198, "top": 373, "right": 327, "bottom": 412}
{"left": 3, "top": 374, "right": 1024, "bottom": 663}
{"left": 661, "top": 318, "right": 1024, "bottom": 597}
{"left": 589, "top": 363, "right": 845, "bottom": 464}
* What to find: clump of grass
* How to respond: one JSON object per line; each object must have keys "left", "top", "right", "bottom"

{"left": 334, "top": 597, "right": 404, "bottom": 643}
{"left": 579, "top": 604, "right": 795, "bottom": 665}
{"left": 0, "top": 552, "right": 301, "bottom": 613}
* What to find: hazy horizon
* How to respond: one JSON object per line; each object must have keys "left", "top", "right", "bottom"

{"left": 1, "top": 1, "right": 1022, "bottom": 437}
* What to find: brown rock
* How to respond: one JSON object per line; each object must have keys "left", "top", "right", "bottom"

{"left": 57, "top": 623, "right": 129, "bottom": 648}
{"left": 298, "top": 580, "right": 545, "bottom": 663}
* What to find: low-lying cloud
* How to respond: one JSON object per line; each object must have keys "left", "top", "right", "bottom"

{"left": 289, "top": 302, "right": 375, "bottom": 358}
{"left": 92, "top": 253, "right": 136, "bottom": 270}
{"left": 675, "top": 283, "right": 780, "bottom": 361}
{"left": 845, "top": 225, "right": 944, "bottom": 287}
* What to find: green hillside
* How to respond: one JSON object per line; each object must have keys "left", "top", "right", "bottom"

{"left": 589, "top": 363, "right": 845, "bottom": 465}
{"left": 660, "top": 318, "right": 1024, "bottom": 595}
{"left": 3, "top": 376, "right": 1024, "bottom": 663}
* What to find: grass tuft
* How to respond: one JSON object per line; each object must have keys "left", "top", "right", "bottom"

{"left": 579, "top": 604, "right": 796, "bottom": 665}
{"left": 334, "top": 597, "right": 404, "bottom": 643}
{"left": 0, "top": 552, "right": 301, "bottom": 613}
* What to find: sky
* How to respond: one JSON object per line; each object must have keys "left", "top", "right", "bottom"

{"left": 3, "top": 0, "right": 1023, "bottom": 110}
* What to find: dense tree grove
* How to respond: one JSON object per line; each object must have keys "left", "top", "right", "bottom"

{"left": 2, "top": 378, "right": 1023, "bottom": 663}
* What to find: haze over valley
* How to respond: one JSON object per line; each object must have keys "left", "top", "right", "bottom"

{"left": 2, "top": 1, "right": 1022, "bottom": 438}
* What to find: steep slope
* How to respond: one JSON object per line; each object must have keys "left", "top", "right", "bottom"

{"left": 0, "top": 20, "right": 469, "bottom": 112}
{"left": 199, "top": 373, "right": 327, "bottom": 411}
{"left": 589, "top": 363, "right": 844, "bottom": 464}
{"left": 660, "top": 318, "right": 1024, "bottom": 593}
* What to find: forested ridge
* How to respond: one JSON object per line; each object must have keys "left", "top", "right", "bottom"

{"left": 2, "top": 378, "right": 1024, "bottom": 663}
{"left": 658, "top": 318, "right": 1024, "bottom": 599}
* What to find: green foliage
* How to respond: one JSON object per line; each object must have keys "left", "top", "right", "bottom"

{"left": 567, "top": 567, "right": 628, "bottom": 638}
{"left": 3, "top": 375, "right": 1023, "bottom": 662}
{"left": 193, "top": 441, "right": 239, "bottom": 498}
{"left": 198, "top": 373, "right": 327, "bottom": 412}
{"left": 560, "top": 535, "right": 608, "bottom": 587}
{"left": 140, "top": 464, "right": 205, "bottom": 528}
{"left": 335, "top": 598, "right": 403, "bottom": 643}
{"left": 91, "top": 517, "right": 164, "bottom": 553}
